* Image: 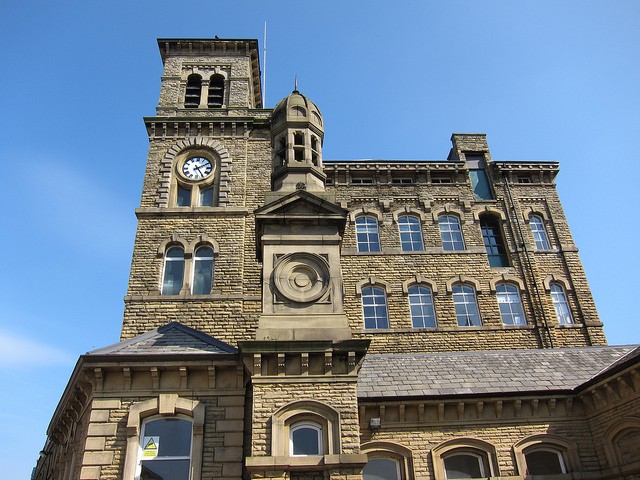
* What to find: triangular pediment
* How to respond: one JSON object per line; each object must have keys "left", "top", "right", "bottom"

{"left": 87, "top": 322, "right": 238, "bottom": 357}
{"left": 255, "top": 190, "right": 347, "bottom": 218}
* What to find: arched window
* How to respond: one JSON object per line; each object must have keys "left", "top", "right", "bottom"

{"left": 356, "top": 216, "right": 381, "bottom": 252}
{"left": 496, "top": 283, "right": 526, "bottom": 325}
{"left": 363, "top": 458, "right": 401, "bottom": 480}
{"left": 524, "top": 447, "right": 567, "bottom": 475}
{"left": 452, "top": 284, "right": 481, "bottom": 326}
{"left": 408, "top": 285, "right": 436, "bottom": 328}
{"left": 362, "top": 286, "right": 389, "bottom": 329}
{"left": 137, "top": 417, "right": 192, "bottom": 480}
{"left": 529, "top": 215, "right": 551, "bottom": 250}
{"left": 290, "top": 422, "right": 322, "bottom": 456}
{"left": 550, "top": 283, "right": 573, "bottom": 324}
{"left": 184, "top": 74, "right": 202, "bottom": 109}
{"left": 438, "top": 215, "right": 464, "bottom": 251}
{"left": 192, "top": 246, "right": 214, "bottom": 295}
{"left": 398, "top": 215, "right": 424, "bottom": 251}
{"left": 207, "top": 74, "right": 224, "bottom": 108}
{"left": 480, "top": 215, "right": 508, "bottom": 267}
{"left": 443, "top": 451, "right": 487, "bottom": 479}
{"left": 162, "top": 246, "right": 184, "bottom": 295}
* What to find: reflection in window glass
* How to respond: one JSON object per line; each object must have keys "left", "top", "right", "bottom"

{"left": 162, "top": 247, "right": 184, "bottom": 295}
{"left": 452, "top": 284, "right": 482, "bottom": 326}
{"left": 363, "top": 458, "right": 400, "bottom": 480}
{"left": 525, "top": 449, "right": 566, "bottom": 475}
{"left": 439, "top": 216, "right": 464, "bottom": 251}
{"left": 496, "top": 283, "right": 526, "bottom": 325}
{"left": 480, "top": 216, "right": 508, "bottom": 267}
{"left": 550, "top": 283, "right": 573, "bottom": 324}
{"left": 177, "top": 184, "right": 191, "bottom": 207}
{"left": 290, "top": 423, "right": 321, "bottom": 456}
{"left": 192, "top": 246, "right": 214, "bottom": 295}
{"left": 530, "top": 215, "right": 551, "bottom": 250}
{"left": 398, "top": 215, "right": 424, "bottom": 251}
{"left": 139, "top": 418, "right": 192, "bottom": 480}
{"left": 199, "top": 186, "right": 214, "bottom": 206}
{"left": 408, "top": 285, "right": 436, "bottom": 328}
{"left": 444, "top": 453, "right": 485, "bottom": 479}
{"left": 362, "top": 286, "right": 389, "bottom": 329}
{"left": 356, "top": 216, "right": 381, "bottom": 252}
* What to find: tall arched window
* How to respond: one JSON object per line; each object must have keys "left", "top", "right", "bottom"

{"left": 184, "top": 74, "right": 202, "bottom": 109}
{"left": 438, "top": 215, "right": 464, "bottom": 251}
{"left": 529, "top": 215, "right": 551, "bottom": 250}
{"left": 398, "top": 215, "right": 424, "bottom": 251}
{"left": 496, "top": 283, "right": 526, "bottom": 325}
{"left": 356, "top": 216, "right": 381, "bottom": 252}
{"left": 408, "top": 285, "right": 436, "bottom": 328}
{"left": 208, "top": 74, "right": 224, "bottom": 108}
{"left": 480, "top": 215, "right": 508, "bottom": 267}
{"left": 452, "top": 284, "right": 481, "bottom": 326}
{"left": 162, "top": 246, "right": 185, "bottom": 295}
{"left": 362, "top": 286, "right": 389, "bottom": 329}
{"left": 137, "top": 417, "right": 192, "bottom": 480}
{"left": 192, "top": 246, "right": 214, "bottom": 295}
{"left": 550, "top": 283, "right": 573, "bottom": 324}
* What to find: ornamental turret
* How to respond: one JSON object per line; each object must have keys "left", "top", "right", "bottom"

{"left": 270, "top": 89, "right": 326, "bottom": 192}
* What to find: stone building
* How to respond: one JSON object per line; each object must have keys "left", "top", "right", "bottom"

{"left": 33, "top": 37, "right": 640, "bottom": 480}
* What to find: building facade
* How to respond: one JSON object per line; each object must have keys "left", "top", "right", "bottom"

{"left": 34, "top": 38, "right": 640, "bottom": 480}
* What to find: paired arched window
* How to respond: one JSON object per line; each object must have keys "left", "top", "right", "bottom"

{"left": 452, "top": 284, "right": 481, "bottom": 326}
{"left": 137, "top": 417, "right": 193, "bottom": 480}
{"left": 289, "top": 422, "right": 322, "bottom": 456}
{"left": 479, "top": 215, "right": 508, "bottom": 267}
{"left": 162, "top": 246, "right": 185, "bottom": 295}
{"left": 356, "top": 215, "right": 381, "bottom": 252}
{"left": 161, "top": 244, "right": 215, "bottom": 296}
{"left": 408, "top": 285, "right": 436, "bottom": 328}
{"left": 529, "top": 214, "right": 551, "bottom": 250}
{"left": 184, "top": 74, "right": 225, "bottom": 109}
{"left": 398, "top": 215, "right": 424, "bottom": 251}
{"left": 496, "top": 283, "right": 526, "bottom": 325}
{"left": 550, "top": 283, "right": 573, "bottom": 324}
{"left": 438, "top": 215, "right": 464, "bottom": 251}
{"left": 362, "top": 286, "right": 389, "bottom": 329}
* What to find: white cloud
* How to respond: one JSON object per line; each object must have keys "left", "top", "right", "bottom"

{"left": 0, "top": 330, "right": 74, "bottom": 367}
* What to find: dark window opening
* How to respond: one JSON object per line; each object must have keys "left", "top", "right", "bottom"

{"left": 480, "top": 215, "right": 508, "bottom": 267}
{"left": 431, "top": 175, "right": 452, "bottom": 184}
{"left": 208, "top": 74, "right": 224, "bottom": 108}
{"left": 177, "top": 185, "right": 191, "bottom": 207}
{"left": 294, "top": 148, "right": 304, "bottom": 161}
{"left": 294, "top": 132, "right": 304, "bottom": 145}
{"left": 185, "top": 74, "right": 202, "bottom": 108}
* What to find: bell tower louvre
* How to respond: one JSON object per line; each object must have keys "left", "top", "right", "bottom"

{"left": 33, "top": 37, "right": 640, "bottom": 480}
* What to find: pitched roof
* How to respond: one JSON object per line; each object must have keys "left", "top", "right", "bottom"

{"left": 86, "top": 322, "right": 237, "bottom": 357}
{"left": 358, "top": 346, "right": 638, "bottom": 399}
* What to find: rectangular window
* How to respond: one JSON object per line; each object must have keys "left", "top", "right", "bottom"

{"left": 199, "top": 186, "right": 214, "bottom": 206}
{"left": 177, "top": 185, "right": 191, "bottom": 207}
{"left": 431, "top": 175, "right": 452, "bottom": 184}
{"left": 352, "top": 176, "right": 374, "bottom": 184}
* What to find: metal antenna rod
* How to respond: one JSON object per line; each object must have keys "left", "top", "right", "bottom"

{"left": 262, "top": 21, "right": 267, "bottom": 107}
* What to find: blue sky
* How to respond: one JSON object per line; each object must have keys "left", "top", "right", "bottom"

{"left": 1, "top": 0, "right": 639, "bottom": 477}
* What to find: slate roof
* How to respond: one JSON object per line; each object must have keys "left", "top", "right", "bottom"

{"left": 86, "top": 322, "right": 238, "bottom": 357}
{"left": 358, "top": 346, "right": 638, "bottom": 399}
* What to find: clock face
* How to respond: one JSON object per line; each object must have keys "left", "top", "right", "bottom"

{"left": 182, "top": 157, "right": 213, "bottom": 180}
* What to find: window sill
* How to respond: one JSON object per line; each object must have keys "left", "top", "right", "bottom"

{"left": 360, "top": 325, "right": 535, "bottom": 333}
{"left": 135, "top": 206, "right": 249, "bottom": 217}
{"left": 124, "top": 293, "right": 260, "bottom": 302}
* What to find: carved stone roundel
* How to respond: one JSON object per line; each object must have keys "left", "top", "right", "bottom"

{"left": 273, "top": 253, "right": 330, "bottom": 304}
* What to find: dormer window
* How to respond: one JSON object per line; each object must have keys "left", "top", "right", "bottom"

{"left": 185, "top": 74, "right": 202, "bottom": 109}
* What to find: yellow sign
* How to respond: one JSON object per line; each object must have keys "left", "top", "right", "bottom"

{"left": 142, "top": 436, "right": 159, "bottom": 458}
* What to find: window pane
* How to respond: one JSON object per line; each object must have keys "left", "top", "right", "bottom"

{"left": 550, "top": 284, "right": 573, "bottom": 324}
{"left": 177, "top": 185, "right": 191, "bottom": 207}
{"left": 439, "top": 216, "right": 464, "bottom": 251}
{"left": 525, "top": 450, "right": 565, "bottom": 475}
{"left": 408, "top": 285, "right": 436, "bottom": 328}
{"left": 162, "top": 247, "right": 184, "bottom": 295}
{"left": 143, "top": 418, "right": 192, "bottom": 457}
{"left": 444, "top": 454, "right": 484, "bottom": 479}
{"left": 480, "top": 216, "right": 508, "bottom": 267}
{"left": 192, "top": 247, "right": 214, "bottom": 295}
{"left": 140, "top": 459, "right": 190, "bottom": 480}
{"left": 530, "top": 215, "right": 551, "bottom": 250}
{"left": 452, "top": 284, "right": 481, "bottom": 326}
{"left": 362, "top": 286, "right": 389, "bottom": 329}
{"left": 398, "top": 215, "right": 424, "bottom": 251}
{"left": 291, "top": 426, "right": 320, "bottom": 455}
{"left": 470, "top": 169, "right": 493, "bottom": 200}
{"left": 496, "top": 284, "right": 526, "bottom": 325}
{"left": 356, "top": 216, "right": 381, "bottom": 252}
{"left": 363, "top": 458, "right": 400, "bottom": 480}
{"left": 199, "top": 186, "right": 214, "bottom": 206}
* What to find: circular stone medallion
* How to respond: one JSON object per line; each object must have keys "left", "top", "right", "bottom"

{"left": 273, "top": 253, "right": 330, "bottom": 303}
